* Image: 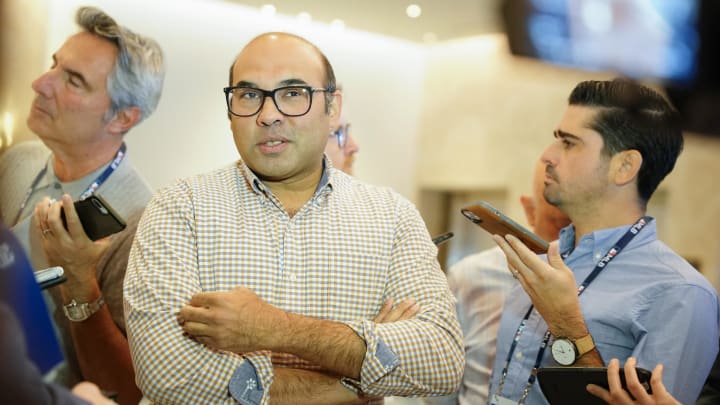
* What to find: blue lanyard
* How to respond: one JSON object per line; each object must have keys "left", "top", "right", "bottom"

{"left": 494, "top": 216, "right": 653, "bottom": 403}
{"left": 11, "top": 143, "right": 127, "bottom": 226}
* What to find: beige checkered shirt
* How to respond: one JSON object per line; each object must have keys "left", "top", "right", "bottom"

{"left": 124, "top": 160, "right": 463, "bottom": 404}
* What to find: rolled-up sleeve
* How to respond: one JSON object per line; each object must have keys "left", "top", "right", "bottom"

{"left": 123, "top": 182, "right": 274, "bottom": 404}
{"left": 344, "top": 199, "right": 464, "bottom": 396}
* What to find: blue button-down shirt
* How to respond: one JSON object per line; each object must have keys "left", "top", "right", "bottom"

{"left": 489, "top": 221, "right": 720, "bottom": 405}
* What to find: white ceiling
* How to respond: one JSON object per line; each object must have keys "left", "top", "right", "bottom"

{"left": 226, "top": 0, "right": 504, "bottom": 43}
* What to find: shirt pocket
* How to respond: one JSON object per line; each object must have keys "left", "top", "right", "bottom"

{"left": 308, "top": 252, "right": 389, "bottom": 322}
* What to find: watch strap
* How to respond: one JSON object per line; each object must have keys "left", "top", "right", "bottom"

{"left": 63, "top": 295, "right": 105, "bottom": 322}
{"left": 573, "top": 333, "right": 595, "bottom": 357}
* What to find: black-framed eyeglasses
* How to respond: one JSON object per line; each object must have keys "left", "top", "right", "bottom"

{"left": 330, "top": 123, "right": 351, "bottom": 149}
{"left": 223, "top": 85, "right": 328, "bottom": 117}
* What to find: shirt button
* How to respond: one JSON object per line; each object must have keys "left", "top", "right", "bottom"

{"left": 289, "top": 274, "right": 297, "bottom": 281}
{"left": 515, "top": 351, "right": 523, "bottom": 360}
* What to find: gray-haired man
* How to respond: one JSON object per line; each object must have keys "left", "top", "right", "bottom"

{"left": 0, "top": 7, "right": 164, "bottom": 405}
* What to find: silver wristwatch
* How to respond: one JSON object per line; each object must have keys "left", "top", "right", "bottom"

{"left": 63, "top": 296, "right": 105, "bottom": 322}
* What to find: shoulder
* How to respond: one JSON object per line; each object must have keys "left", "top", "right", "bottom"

{"left": 146, "top": 163, "right": 240, "bottom": 214}
{"left": 0, "top": 140, "right": 49, "bottom": 164}
{"left": 626, "top": 241, "right": 719, "bottom": 311}
{"left": 641, "top": 240, "right": 715, "bottom": 290}
{"left": 0, "top": 140, "right": 49, "bottom": 180}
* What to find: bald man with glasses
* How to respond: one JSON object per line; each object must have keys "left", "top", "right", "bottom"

{"left": 124, "top": 32, "right": 463, "bottom": 405}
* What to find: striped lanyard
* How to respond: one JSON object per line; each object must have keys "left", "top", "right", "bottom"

{"left": 493, "top": 216, "right": 653, "bottom": 404}
{"left": 11, "top": 143, "right": 126, "bottom": 226}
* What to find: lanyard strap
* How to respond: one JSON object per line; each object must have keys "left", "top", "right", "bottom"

{"left": 11, "top": 143, "right": 127, "bottom": 226}
{"left": 494, "top": 216, "right": 653, "bottom": 404}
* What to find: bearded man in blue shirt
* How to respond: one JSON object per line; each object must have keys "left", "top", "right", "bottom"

{"left": 490, "top": 79, "right": 720, "bottom": 405}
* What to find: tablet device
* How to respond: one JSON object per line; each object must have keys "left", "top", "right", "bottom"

{"left": 461, "top": 201, "right": 549, "bottom": 253}
{"left": 538, "top": 366, "right": 652, "bottom": 405}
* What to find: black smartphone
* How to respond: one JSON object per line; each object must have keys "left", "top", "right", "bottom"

{"left": 538, "top": 366, "right": 652, "bottom": 405}
{"left": 35, "top": 266, "right": 67, "bottom": 290}
{"left": 432, "top": 231, "right": 454, "bottom": 246}
{"left": 60, "top": 195, "right": 126, "bottom": 241}
{"left": 460, "top": 201, "right": 549, "bottom": 254}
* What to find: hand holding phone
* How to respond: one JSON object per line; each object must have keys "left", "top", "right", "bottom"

{"left": 538, "top": 366, "right": 652, "bottom": 405}
{"left": 60, "top": 195, "right": 126, "bottom": 241}
{"left": 461, "top": 201, "right": 549, "bottom": 253}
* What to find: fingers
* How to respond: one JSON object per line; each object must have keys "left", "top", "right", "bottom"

{"left": 649, "top": 363, "right": 670, "bottom": 397}
{"left": 59, "top": 194, "right": 85, "bottom": 237}
{"left": 373, "top": 298, "right": 393, "bottom": 323}
{"left": 46, "top": 197, "right": 71, "bottom": 241}
{"left": 178, "top": 305, "right": 216, "bottom": 340}
{"left": 492, "top": 234, "right": 525, "bottom": 278}
{"left": 546, "top": 241, "right": 563, "bottom": 268}
{"left": 606, "top": 358, "right": 635, "bottom": 404}
{"left": 189, "top": 292, "right": 216, "bottom": 307}
{"left": 33, "top": 197, "right": 54, "bottom": 237}
{"left": 623, "top": 357, "right": 650, "bottom": 401}
{"left": 72, "top": 382, "right": 116, "bottom": 405}
{"left": 34, "top": 195, "right": 77, "bottom": 243}
{"left": 374, "top": 298, "right": 420, "bottom": 323}
{"left": 181, "top": 320, "right": 213, "bottom": 338}
{"left": 586, "top": 383, "right": 612, "bottom": 402}
{"left": 178, "top": 304, "right": 212, "bottom": 324}
{"left": 504, "top": 234, "right": 555, "bottom": 276}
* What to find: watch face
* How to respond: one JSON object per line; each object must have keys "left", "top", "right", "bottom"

{"left": 66, "top": 305, "right": 88, "bottom": 321}
{"left": 551, "top": 339, "right": 577, "bottom": 366}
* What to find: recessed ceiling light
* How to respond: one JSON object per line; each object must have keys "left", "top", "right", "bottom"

{"left": 260, "top": 4, "right": 276, "bottom": 17}
{"left": 406, "top": 4, "right": 422, "bottom": 19}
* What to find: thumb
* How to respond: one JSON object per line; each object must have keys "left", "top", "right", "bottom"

{"left": 546, "top": 241, "right": 564, "bottom": 267}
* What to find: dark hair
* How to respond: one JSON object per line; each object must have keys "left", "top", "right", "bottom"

{"left": 227, "top": 33, "right": 336, "bottom": 113}
{"left": 568, "top": 79, "right": 683, "bottom": 203}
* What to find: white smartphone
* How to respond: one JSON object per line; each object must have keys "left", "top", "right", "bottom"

{"left": 35, "top": 266, "right": 66, "bottom": 290}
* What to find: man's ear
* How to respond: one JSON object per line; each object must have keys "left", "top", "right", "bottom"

{"left": 612, "top": 149, "right": 642, "bottom": 186}
{"left": 106, "top": 106, "right": 142, "bottom": 135}
{"left": 520, "top": 194, "right": 536, "bottom": 228}
{"left": 327, "top": 90, "right": 343, "bottom": 129}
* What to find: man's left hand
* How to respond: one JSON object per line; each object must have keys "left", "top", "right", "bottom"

{"left": 493, "top": 234, "right": 585, "bottom": 337}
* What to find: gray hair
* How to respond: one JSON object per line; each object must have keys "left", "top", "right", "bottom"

{"left": 76, "top": 6, "right": 165, "bottom": 125}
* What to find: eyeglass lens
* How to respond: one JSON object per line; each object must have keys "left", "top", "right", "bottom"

{"left": 228, "top": 86, "right": 313, "bottom": 117}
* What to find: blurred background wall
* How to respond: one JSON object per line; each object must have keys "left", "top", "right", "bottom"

{"left": 1, "top": 0, "right": 718, "bottom": 292}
